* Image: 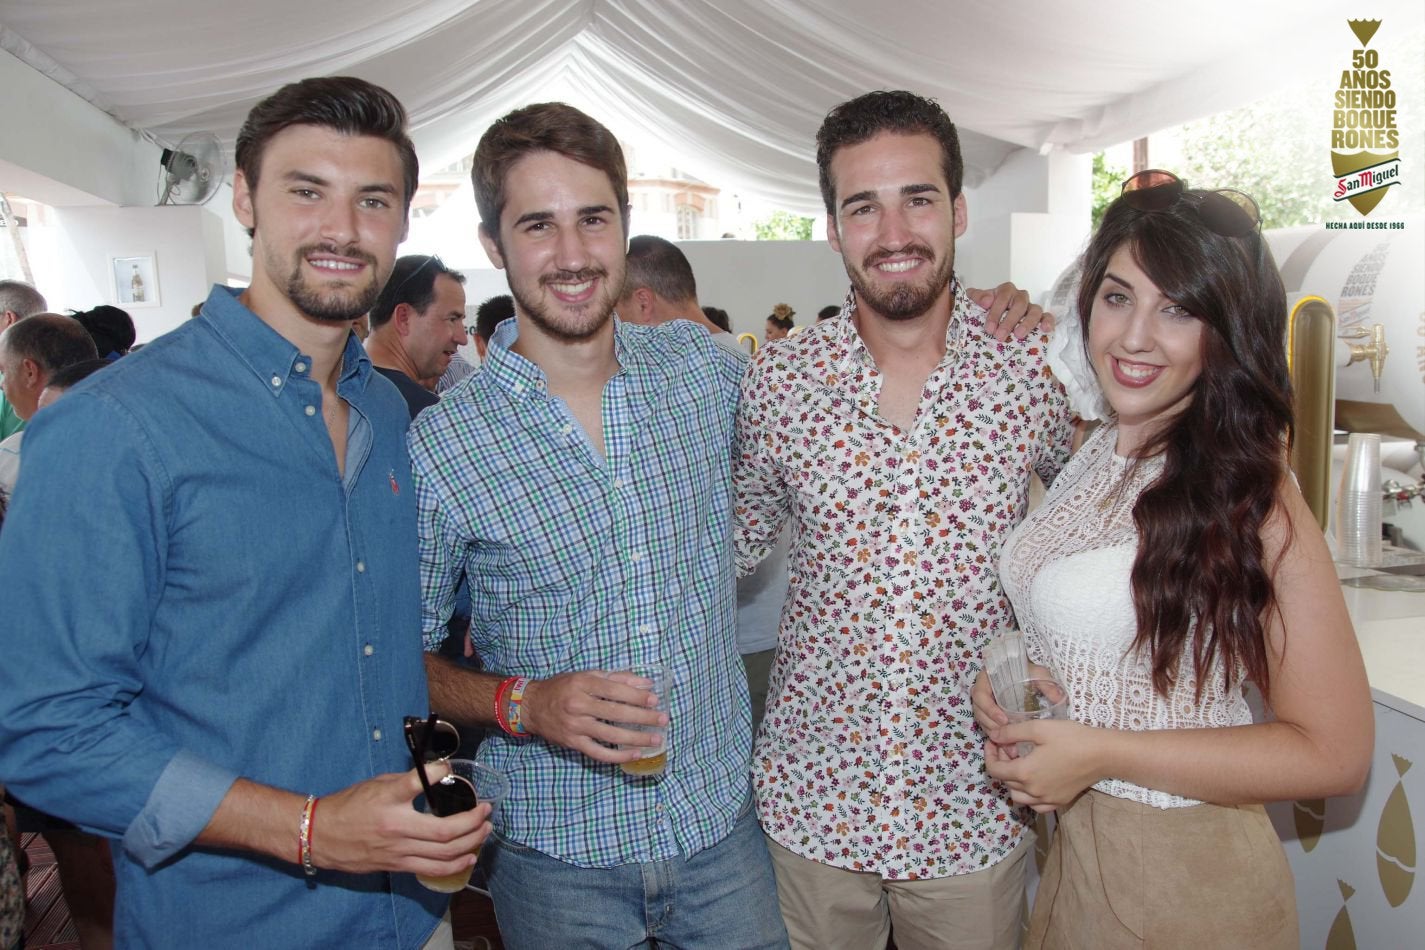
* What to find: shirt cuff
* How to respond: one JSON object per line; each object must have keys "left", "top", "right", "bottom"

{"left": 122, "top": 750, "right": 238, "bottom": 868}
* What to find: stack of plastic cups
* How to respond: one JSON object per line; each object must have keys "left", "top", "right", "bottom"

{"left": 1336, "top": 432, "right": 1383, "bottom": 567}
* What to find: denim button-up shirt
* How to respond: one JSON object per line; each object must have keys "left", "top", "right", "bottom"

{"left": 0, "top": 287, "right": 444, "bottom": 947}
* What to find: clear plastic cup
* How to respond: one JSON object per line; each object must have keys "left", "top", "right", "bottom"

{"left": 616, "top": 663, "right": 670, "bottom": 778}
{"left": 1336, "top": 433, "right": 1382, "bottom": 566}
{"left": 1002, "top": 677, "right": 1069, "bottom": 757}
{"left": 416, "top": 759, "right": 508, "bottom": 893}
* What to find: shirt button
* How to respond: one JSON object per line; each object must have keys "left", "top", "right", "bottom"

{"left": 561, "top": 424, "right": 573, "bottom": 436}
{"left": 629, "top": 551, "right": 643, "bottom": 563}
{"left": 356, "top": 561, "right": 366, "bottom": 573}
{"left": 372, "top": 728, "right": 382, "bottom": 741}
{"left": 270, "top": 375, "right": 282, "bottom": 388}
{"left": 638, "top": 624, "right": 651, "bottom": 635}
{"left": 295, "top": 361, "right": 307, "bottom": 373}
{"left": 613, "top": 478, "right": 625, "bottom": 489}
{"left": 304, "top": 405, "right": 316, "bottom": 417}
{"left": 363, "top": 644, "right": 374, "bottom": 656}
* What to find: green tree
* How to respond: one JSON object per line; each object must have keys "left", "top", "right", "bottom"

{"left": 1173, "top": 31, "right": 1423, "bottom": 229}
{"left": 1091, "top": 152, "right": 1128, "bottom": 231}
{"left": 753, "top": 210, "right": 814, "bottom": 241}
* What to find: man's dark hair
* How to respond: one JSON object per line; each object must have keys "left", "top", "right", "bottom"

{"left": 702, "top": 306, "right": 731, "bottom": 333}
{"left": 72, "top": 305, "right": 136, "bottom": 358}
{"left": 475, "top": 294, "right": 515, "bottom": 343}
{"left": 235, "top": 76, "right": 419, "bottom": 238}
{"left": 45, "top": 358, "right": 110, "bottom": 392}
{"left": 0, "top": 280, "right": 46, "bottom": 319}
{"left": 815, "top": 90, "right": 964, "bottom": 215}
{"left": 817, "top": 305, "right": 841, "bottom": 322}
{"left": 3, "top": 314, "right": 98, "bottom": 373}
{"left": 472, "top": 102, "right": 629, "bottom": 245}
{"left": 623, "top": 235, "right": 697, "bottom": 304}
{"left": 368, "top": 255, "right": 466, "bottom": 329}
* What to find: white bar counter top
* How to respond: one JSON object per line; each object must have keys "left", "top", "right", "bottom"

{"left": 1337, "top": 554, "right": 1425, "bottom": 721}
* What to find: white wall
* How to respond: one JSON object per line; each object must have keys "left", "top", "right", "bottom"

{"left": 680, "top": 240, "right": 850, "bottom": 338}
{"left": 50, "top": 205, "right": 229, "bottom": 342}
{"left": 0, "top": 48, "right": 159, "bottom": 208}
{"left": 962, "top": 148, "right": 1092, "bottom": 300}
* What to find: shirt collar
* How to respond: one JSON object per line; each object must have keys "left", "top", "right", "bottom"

{"left": 199, "top": 286, "right": 371, "bottom": 397}
{"left": 484, "top": 315, "right": 551, "bottom": 400}
{"left": 481, "top": 314, "right": 653, "bottom": 402}
{"left": 832, "top": 276, "right": 968, "bottom": 376}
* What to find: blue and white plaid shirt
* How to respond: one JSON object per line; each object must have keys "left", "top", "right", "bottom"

{"left": 408, "top": 316, "right": 752, "bottom": 868}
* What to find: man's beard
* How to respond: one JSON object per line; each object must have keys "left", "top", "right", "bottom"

{"left": 847, "top": 242, "right": 954, "bottom": 321}
{"left": 281, "top": 243, "right": 384, "bottom": 323}
{"left": 511, "top": 267, "right": 618, "bottom": 343}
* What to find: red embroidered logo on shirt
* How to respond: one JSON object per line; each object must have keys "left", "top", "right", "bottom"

{"left": 388, "top": 469, "right": 400, "bottom": 495}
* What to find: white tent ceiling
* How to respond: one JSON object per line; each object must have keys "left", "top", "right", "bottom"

{"left": 1, "top": 0, "right": 1422, "bottom": 212}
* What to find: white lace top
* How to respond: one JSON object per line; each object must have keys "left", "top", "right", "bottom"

{"left": 1000, "top": 423, "right": 1252, "bottom": 808}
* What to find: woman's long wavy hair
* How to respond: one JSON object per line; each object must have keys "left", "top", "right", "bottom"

{"left": 1076, "top": 190, "right": 1293, "bottom": 701}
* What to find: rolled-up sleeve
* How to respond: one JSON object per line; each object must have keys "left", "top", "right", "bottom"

{"left": 408, "top": 420, "right": 469, "bottom": 653}
{"left": 0, "top": 393, "right": 231, "bottom": 864}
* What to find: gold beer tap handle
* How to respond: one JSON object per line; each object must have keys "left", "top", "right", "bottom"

{"left": 1345, "top": 323, "right": 1389, "bottom": 393}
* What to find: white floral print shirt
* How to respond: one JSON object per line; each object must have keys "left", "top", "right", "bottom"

{"left": 734, "top": 281, "right": 1073, "bottom": 879}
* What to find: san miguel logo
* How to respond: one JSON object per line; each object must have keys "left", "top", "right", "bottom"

{"left": 1331, "top": 19, "right": 1401, "bottom": 217}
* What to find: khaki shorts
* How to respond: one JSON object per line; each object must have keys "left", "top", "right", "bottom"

{"left": 766, "top": 833, "right": 1029, "bottom": 950}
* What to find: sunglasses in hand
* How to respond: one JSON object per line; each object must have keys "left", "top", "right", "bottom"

{"left": 403, "top": 713, "right": 477, "bottom": 816}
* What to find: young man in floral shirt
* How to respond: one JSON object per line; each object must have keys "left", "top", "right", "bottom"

{"left": 733, "top": 90, "right": 1074, "bottom": 950}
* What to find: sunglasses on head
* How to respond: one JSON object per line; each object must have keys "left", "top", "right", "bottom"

{"left": 384, "top": 255, "right": 445, "bottom": 304}
{"left": 1120, "top": 169, "right": 1261, "bottom": 238}
{"left": 403, "top": 713, "right": 475, "bottom": 816}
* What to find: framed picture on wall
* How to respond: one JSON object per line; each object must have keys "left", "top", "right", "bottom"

{"left": 111, "top": 253, "right": 160, "bottom": 309}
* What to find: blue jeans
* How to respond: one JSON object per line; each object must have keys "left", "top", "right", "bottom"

{"left": 483, "top": 796, "right": 789, "bottom": 950}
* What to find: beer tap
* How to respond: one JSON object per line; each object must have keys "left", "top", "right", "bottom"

{"left": 1343, "top": 323, "right": 1389, "bottom": 392}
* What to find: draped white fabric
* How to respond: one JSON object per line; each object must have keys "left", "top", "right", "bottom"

{"left": 0, "top": 0, "right": 1419, "bottom": 211}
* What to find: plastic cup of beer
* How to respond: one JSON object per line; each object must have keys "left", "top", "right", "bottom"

{"left": 1002, "top": 678, "right": 1069, "bottom": 757}
{"left": 617, "top": 663, "right": 670, "bottom": 778}
{"left": 416, "top": 759, "right": 509, "bottom": 893}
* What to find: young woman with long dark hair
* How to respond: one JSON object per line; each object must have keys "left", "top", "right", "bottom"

{"left": 972, "top": 171, "right": 1373, "bottom": 949}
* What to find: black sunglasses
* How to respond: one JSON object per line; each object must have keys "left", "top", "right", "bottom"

{"left": 403, "top": 713, "right": 475, "bottom": 816}
{"left": 1120, "top": 169, "right": 1261, "bottom": 238}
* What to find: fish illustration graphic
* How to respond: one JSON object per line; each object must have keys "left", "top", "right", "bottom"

{"left": 1325, "top": 880, "right": 1356, "bottom": 950}
{"left": 1294, "top": 798, "right": 1326, "bottom": 852}
{"left": 1376, "top": 754, "right": 1415, "bottom": 908}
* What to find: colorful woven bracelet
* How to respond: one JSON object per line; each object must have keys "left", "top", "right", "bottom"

{"left": 506, "top": 676, "right": 531, "bottom": 736}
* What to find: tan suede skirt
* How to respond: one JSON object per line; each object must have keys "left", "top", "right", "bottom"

{"left": 1026, "top": 790, "right": 1298, "bottom": 950}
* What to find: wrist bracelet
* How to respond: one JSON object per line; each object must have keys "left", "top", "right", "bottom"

{"left": 506, "top": 676, "right": 530, "bottom": 736}
{"left": 493, "top": 676, "right": 517, "bottom": 734}
{"left": 298, "top": 794, "right": 318, "bottom": 877}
